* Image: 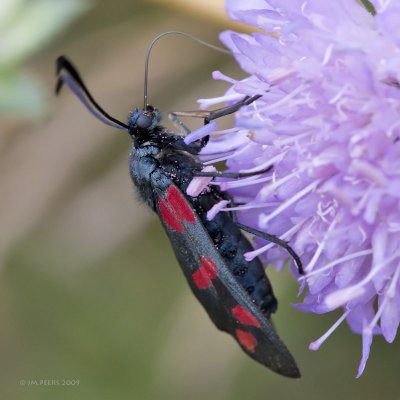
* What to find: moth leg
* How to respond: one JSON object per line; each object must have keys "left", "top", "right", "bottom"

{"left": 169, "top": 110, "right": 211, "bottom": 148}
{"left": 222, "top": 201, "right": 303, "bottom": 275}
{"left": 193, "top": 165, "right": 272, "bottom": 179}
{"left": 169, "top": 112, "right": 192, "bottom": 135}
{"left": 203, "top": 94, "right": 262, "bottom": 124}
{"left": 168, "top": 109, "right": 212, "bottom": 124}
{"left": 235, "top": 222, "right": 304, "bottom": 275}
{"left": 171, "top": 94, "right": 262, "bottom": 125}
{"left": 170, "top": 94, "right": 262, "bottom": 149}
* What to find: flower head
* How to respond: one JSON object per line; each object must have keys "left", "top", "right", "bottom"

{"left": 193, "top": 0, "right": 400, "bottom": 376}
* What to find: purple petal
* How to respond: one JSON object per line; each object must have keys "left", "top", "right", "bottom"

{"left": 184, "top": 122, "right": 218, "bottom": 145}
{"left": 186, "top": 166, "right": 216, "bottom": 197}
{"left": 380, "top": 295, "right": 400, "bottom": 343}
{"left": 207, "top": 200, "right": 230, "bottom": 221}
{"left": 356, "top": 331, "right": 373, "bottom": 378}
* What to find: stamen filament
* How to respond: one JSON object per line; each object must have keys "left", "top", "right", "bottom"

{"left": 211, "top": 175, "right": 272, "bottom": 190}
{"left": 299, "top": 249, "right": 373, "bottom": 280}
{"left": 259, "top": 180, "right": 321, "bottom": 227}
{"left": 325, "top": 251, "right": 400, "bottom": 309}
{"left": 221, "top": 202, "right": 279, "bottom": 212}
{"left": 303, "top": 217, "right": 338, "bottom": 273}
{"left": 309, "top": 309, "right": 351, "bottom": 350}
{"left": 255, "top": 83, "right": 306, "bottom": 113}
{"left": 259, "top": 169, "right": 302, "bottom": 198}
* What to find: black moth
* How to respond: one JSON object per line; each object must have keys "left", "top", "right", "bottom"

{"left": 56, "top": 43, "right": 302, "bottom": 378}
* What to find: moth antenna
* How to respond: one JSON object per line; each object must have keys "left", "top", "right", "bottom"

{"left": 143, "top": 31, "right": 231, "bottom": 110}
{"left": 56, "top": 56, "right": 130, "bottom": 131}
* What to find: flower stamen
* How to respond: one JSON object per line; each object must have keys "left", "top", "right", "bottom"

{"left": 256, "top": 83, "right": 306, "bottom": 113}
{"left": 299, "top": 249, "right": 373, "bottom": 281}
{"left": 259, "top": 180, "right": 321, "bottom": 228}
{"left": 211, "top": 175, "right": 273, "bottom": 190}
{"left": 309, "top": 309, "right": 351, "bottom": 351}
{"left": 325, "top": 252, "right": 400, "bottom": 309}
{"left": 303, "top": 217, "right": 338, "bottom": 273}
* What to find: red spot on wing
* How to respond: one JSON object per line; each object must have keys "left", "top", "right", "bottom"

{"left": 158, "top": 196, "right": 183, "bottom": 232}
{"left": 166, "top": 185, "right": 196, "bottom": 224}
{"left": 235, "top": 329, "right": 257, "bottom": 353}
{"left": 200, "top": 257, "right": 218, "bottom": 279}
{"left": 192, "top": 256, "right": 218, "bottom": 289}
{"left": 231, "top": 305, "right": 260, "bottom": 328}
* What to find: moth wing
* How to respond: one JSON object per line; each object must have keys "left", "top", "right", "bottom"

{"left": 154, "top": 181, "right": 300, "bottom": 378}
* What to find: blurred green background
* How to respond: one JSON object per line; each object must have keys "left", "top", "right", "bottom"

{"left": 1, "top": 0, "right": 398, "bottom": 399}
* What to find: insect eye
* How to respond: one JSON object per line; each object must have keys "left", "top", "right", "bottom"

{"left": 137, "top": 113, "right": 153, "bottom": 129}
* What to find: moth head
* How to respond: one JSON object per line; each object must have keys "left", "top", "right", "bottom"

{"left": 128, "top": 105, "right": 161, "bottom": 131}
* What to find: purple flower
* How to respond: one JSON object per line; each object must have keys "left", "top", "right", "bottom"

{"left": 191, "top": 0, "right": 400, "bottom": 377}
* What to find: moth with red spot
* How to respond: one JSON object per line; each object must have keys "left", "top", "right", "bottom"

{"left": 55, "top": 35, "right": 303, "bottom": 378}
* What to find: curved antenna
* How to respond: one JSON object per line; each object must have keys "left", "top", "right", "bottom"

{"left": 143, "top": 31, "right": 231, "bottom": 110}
{"left": 56, "top": 56, "right": 130, "bottom": 131}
